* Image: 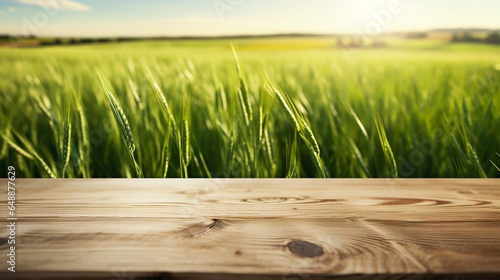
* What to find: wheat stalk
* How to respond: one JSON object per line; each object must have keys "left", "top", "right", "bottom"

{"left": 60, "top": 96, "right": 72, "bottom": 178}
{"left": 96, "top": 69, "right": 143, "bottom": 178}
{"left": 262, "top": 69, "right": 326, "bottom": 177}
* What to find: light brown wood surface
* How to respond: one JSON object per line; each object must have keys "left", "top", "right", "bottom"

{"left": 0, "top": 179, "right": 499, "bottom": 279}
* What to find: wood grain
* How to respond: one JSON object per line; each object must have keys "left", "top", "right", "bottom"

{"left": 0, "top": 179, "right": 499, "bottom": 279}
{"left": 3, "top": 272, "right": 500, "bottom": 280}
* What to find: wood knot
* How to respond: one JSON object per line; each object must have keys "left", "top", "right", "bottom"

{"left": 0, "top": 237, "right": 8, "bottom": 246}
{"left": 186, "top": 219, "right": 221, "bottom": 236}
{"left": 208, "top": 219, "right": 220, "bottom": 229}
{"left": 287, "top": 240, "right": 324, "bottom": 258}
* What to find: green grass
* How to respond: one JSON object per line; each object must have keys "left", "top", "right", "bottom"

{"left": 0, "top": 38, "right": 499, "bottom": 178}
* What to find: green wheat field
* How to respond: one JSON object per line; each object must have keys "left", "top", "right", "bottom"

{"left": 1, "top": 37, "right": 499, "bottom": 178}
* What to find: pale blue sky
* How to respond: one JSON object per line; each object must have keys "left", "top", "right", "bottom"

{"left": 0, "top": 0, "right": 499, "bottom": 37}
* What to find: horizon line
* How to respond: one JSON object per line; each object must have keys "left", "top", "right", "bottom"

{"left": 3, "top": 27, "right": 500, "bottom": 39}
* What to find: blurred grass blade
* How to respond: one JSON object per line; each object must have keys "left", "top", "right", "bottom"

{"left": 232, "top": 45, "right": 253, "bottom": 127}
{"left": 467, "top": 143, "right": 487, "bottom": 178}
{"left": 2, "top": 131, "right": 57, "bottom": 178}
{"left": 349, "top": 138, "right": 371, "bottom": 177}
{"left": 375, "top": 114, "right": 398, "bottom": 178}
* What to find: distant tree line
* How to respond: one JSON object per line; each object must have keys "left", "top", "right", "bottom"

{"left": 11, "top": 36, "right": 204, "bottom": 46}
{"left": 336, "top": 37, "right": 388, "bottom": 49}
{"left": 405, "top": 32, "right": 428, "bottom": 39}
{"left": 0, "top": 35, "right": 124, "bottom": 46}
{"left": 39, "top": 37, "right": 135, "bottom": 46}
{"left": 451, "top": 32, "right": 500, "bottom": 44}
